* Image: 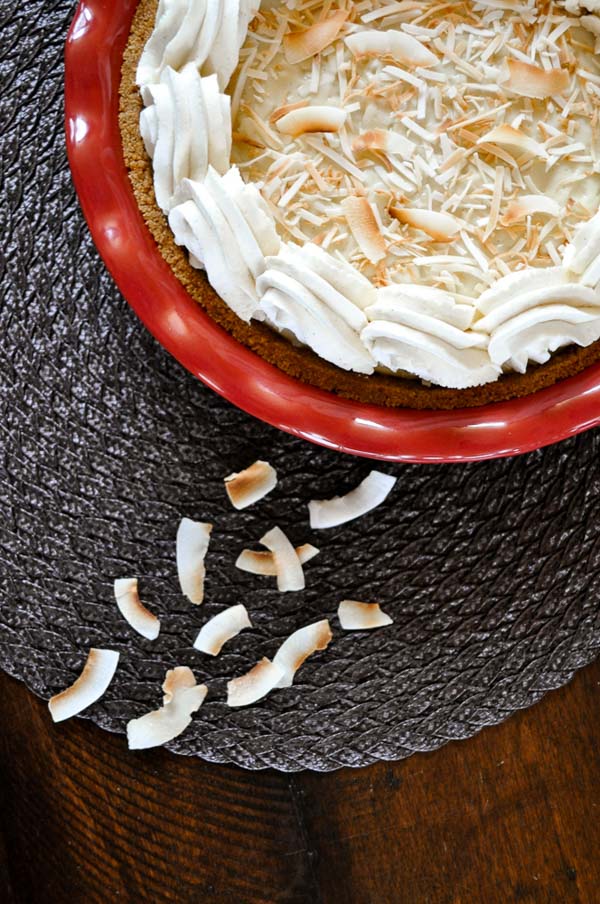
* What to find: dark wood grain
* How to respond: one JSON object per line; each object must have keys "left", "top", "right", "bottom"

{"left": 0, "top": 661, "right": 598, "bottom": 904}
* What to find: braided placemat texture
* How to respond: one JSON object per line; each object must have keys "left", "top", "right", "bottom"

{"left": 1, "top": 0, "right": 599, "bottom": 771}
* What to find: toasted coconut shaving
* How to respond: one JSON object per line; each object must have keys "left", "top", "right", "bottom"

{"left": 259, "top": 526, "right": 305, "bottom": 591}
{"left": 127, "top": 666, "right": 207, "bottom": 750}
{"left": 176, "top": 518, "right": 212, "bottom": 605}
{"left": 114, "top": 578, "right": 160, "bottom": 640}
{"left": 503, "top": 59, "right": 569, "bottom": 100}
{"left": 501, "top": 195, "right": 561, "bottom": 226}
{"left": 338, "top": 600, "right": 393, "bottom": 630}
{"left": 276, "top": 106, "right": 347, "bottom": 137}
{"left": 389, "top": 206, "right": 461, "bottom": 242}
{"left": 272, "top": 619, "right": 333, "bottom": 688}
{"left": 477, "top": 125, "right": 546, "bottom": 159}
{"left": 193, "top": 604, "right": 253, "bottom": 656}
{"left": 342, "top": 197, "right": 386, "bottom": 264}
{"left": 224, "top": 460, "right": 277, "bottom": 509}
{"left": 236, "top": 543, "right": 319, "bottom": 576}
{"left": 227, "top": 657, "right": 284, "bottom": 707}
{"left": 283, "top": 11, "right": 348, "bottom": 64}
{"left": 48, "top": 648, "right": 120, "bottom": 723}
{"left": 309, "top": 470, "right": 397, "bottom": 529}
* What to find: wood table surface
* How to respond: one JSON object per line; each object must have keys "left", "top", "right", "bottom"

{"left": 0, "top": 659, "right": 598, "bottom": 904}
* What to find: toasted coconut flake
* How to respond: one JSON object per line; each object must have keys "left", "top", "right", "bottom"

{"left": 276, "top": 106, "right": 347, "bottom": 138}
{"left": 272, "top": 620, "right": 333, "bottom": 688}
{"left": 259, "top": 526, "right": 305, "bottom": 591}
{"left": 283, "top": 10, "right": 348, "bottom": 64}
{"left": 162, "top": 665, "right": 196, "bottom": 702}
{"left": 501, "top": 195, "right": 562, "bottom": 226}
{"left": 176, "top": 518, "right": 212, "bottom": 605}
{"left": 345, "top": 29, "right": 438, "bottom": 68}
{"left": 352, "top": 129, "right": 415, "bottom": 159}
{"left": 309, "top": 470, "right": 397, "bottom": 529}
{"left": 224, "top": 460, "right": 277, "bottom": 509}
{"left": 477, "top": 125, "right": 546, "bottom": 159}
{"left": 127, "top": 666, "right": 207, "bottom": 750}
{"left": 113, "top": 578, "right": 160, "bottom": 640}
{"left": 269, "top": 100, "right": 309, "bottom": 125}
{"left": 236, "top": 543, "right": 319, "bottom": 576}
{"left": 342, "top": 197, "right": 386, "bottom": 264}
{"left": 193, "top": 604, "right": 253, "bottom": 656}
{"left": 338, "top": 600, "right": 393, "bottom": 630}
{"left": 48, "top": 648, "right": 119, "bottom": 723}
{"left": 389, "top": 206, "right": 461, "bottom": 242}
{"left": 503, "top": 59, "right": 569, "bottom": 100}
{"left": 227, "top": 657, "right": 284, "bottom": 707}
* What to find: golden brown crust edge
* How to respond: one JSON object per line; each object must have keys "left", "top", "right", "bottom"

{"left": 118, "top": 0, "right": 600, "bottom": 411}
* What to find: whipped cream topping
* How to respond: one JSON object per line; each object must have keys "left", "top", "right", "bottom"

{"left": 137, "top": 0, "right": 260, "bottom": 97}
{"left": 475, "top": 266, "right": 600, "bottom": 371}
{"left": 256, "top": 242, "right": 376, "bottom": 373}
{"left": 137, "top": 0, "right": 600, "bottom": 390}
{"left": 141, "top": 66, "right": 231, "bottom": 212}
{"left": 363, "top": 285, "right": 499, "bottom": 388}
{"left": 169, "top": 166, "right": 279, "bottom": 320}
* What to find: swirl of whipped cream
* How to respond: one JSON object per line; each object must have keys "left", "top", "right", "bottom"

{"left": 137, "top": 0, "right": 260, "bottom": 97}
{"left": 562, "top": 209, "right": 600, "bottom": 287}
{"left": 256, "top": 243, "right": 376, "bottom": 374}
{"left": 169, "top": 166, "right": 280, "bottom": 321}
{"left": 140, "top": 66, "right": 231, "bottom": 213}
{"left": 475, "top": 267, "right": 600, "bottom": 372}
{"left": 362, "top": 285, "right": 499, "bottom": 389}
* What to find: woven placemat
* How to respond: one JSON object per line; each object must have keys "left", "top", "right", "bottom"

{"left": 1, "top": 0, "right": 599, "bottom": 771}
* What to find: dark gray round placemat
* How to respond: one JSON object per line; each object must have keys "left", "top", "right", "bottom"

{"left": 1, "top": 0, "right": 599, "bottom": 772}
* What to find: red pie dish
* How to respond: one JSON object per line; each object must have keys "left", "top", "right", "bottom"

{"left": 65, "top": 0, "right": 600, "bottom": 463}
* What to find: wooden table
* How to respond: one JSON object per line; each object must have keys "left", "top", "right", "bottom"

{"left": 0, "top": 660, "right": 598, "bottom": 903}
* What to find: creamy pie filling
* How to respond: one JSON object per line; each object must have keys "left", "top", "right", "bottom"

{"left": 136, "top": 0, "right": 600, "bottom": 389}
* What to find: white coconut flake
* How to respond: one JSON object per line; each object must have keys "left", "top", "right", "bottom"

{"left": 389, "top": 206, "right": 462, "bottom": 242}
{"left": 308, "top": 470, "right": 397, "bottom": 529}
{"left": 176, "top": 518, "right": 213, "bottom": 605}
{"left": 345, "top": 29, "right": 438, "bottom": 68}
{"left": 127, "top": 666, "right": 207, "bottom": 750}
{"left": 48, "top": 648, "right": 120, "bottom": 723}
{"left": 276, "top": 106, "right": 347, "bottom": 137}
{"left": 502, "top": 194, "right": 562, "bottom": 225}
{"left": 236, "top": 543, "right": 319, "bottom": 575}
{"left": 338, "top": 600, "right": 393, "bottom": 630}
{"left": 272, "top": 620, "right": 333, "bottom": 688}
{"left": 193, "top": 604, "right": 253, "bottom": 656}
{"left": 227, "top": 657, "right": 284, "bottom": 707}
{"left": 224, "top": 460, "right": 277, "bottom": 509}
{"left": 477, "top": 125, "right": 547, "bottom": 159}
{"left": 113, "top": 578, "right": 160, "bottom": 641}
{"left": 259, "top": 526, "right": 305, "bottom": 591}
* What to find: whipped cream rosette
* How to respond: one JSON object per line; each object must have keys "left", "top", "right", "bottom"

{"left": 257, "top": 242, "right": 376, "bottom": 374}
{"left": 137, "top": 0, "right": 261, "bottom": 97}
{"left": 363, "top": 285, "right": 499, "bottom": 389}
{"left": 140, "top": 66, "right": 231, "bottom": 212}
{"left": 476, "top": 267, "right": 600, "bottom": 372}
{"left": 135, "top": 0, "right": 600, "bottom": 392}
{"left": 169, "top": 167, "right": 279, "bottom": 320}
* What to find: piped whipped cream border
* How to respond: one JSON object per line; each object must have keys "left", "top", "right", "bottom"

{"left": 135, "top": 0, "right": 600, "bottom": 390}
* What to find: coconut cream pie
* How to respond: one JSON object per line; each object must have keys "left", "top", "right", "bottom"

{"left": 120, "top": 0, "right": 600, "bottom": 408}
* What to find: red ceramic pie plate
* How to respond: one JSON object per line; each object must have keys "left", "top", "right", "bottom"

{"left": 64, "top": 0, "right": 600, "bottom": 463}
